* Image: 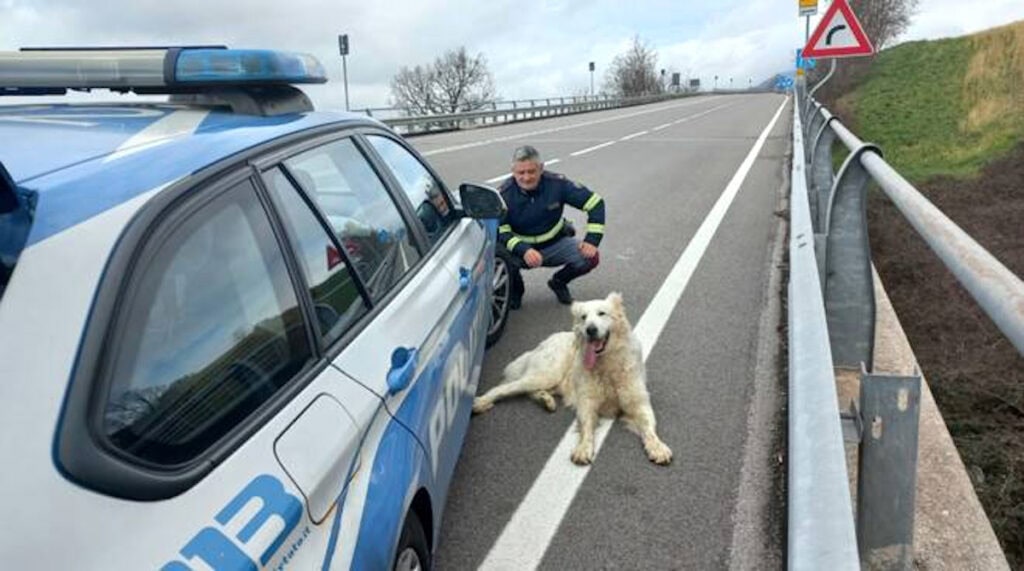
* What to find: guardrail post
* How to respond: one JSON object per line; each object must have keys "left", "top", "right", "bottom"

{"left": 856, "top": 368, "right": 922, "bottom": 571}
{"left": 823, "top": 144, "right": 881, "bottom": 370}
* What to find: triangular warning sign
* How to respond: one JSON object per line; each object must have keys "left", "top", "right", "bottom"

{"left": 803, "top": 0, "right": 875, "bottom": 58}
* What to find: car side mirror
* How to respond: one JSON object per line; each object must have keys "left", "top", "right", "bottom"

{"left": 458, "top": 183, "right": 506, "bottom": 220}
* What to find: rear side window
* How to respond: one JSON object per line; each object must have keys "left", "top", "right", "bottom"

{"left": 103, "top": 179, "right": 312, "bottom": 466}
{"left": 264, "top": 167, "right": 368, "bottom": 345}
{"left": 283, "top": 138, "right": 420, "bottom": 300}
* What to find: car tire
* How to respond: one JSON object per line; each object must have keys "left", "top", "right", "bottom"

{"left": 393, "top": 512, "right": 431, "bottom": 571}
{"left": 486, "top": 248, "right": 513, "bottom": 348}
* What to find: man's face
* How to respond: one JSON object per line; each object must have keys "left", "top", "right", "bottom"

{"left": 512, "top": 159, "right": 543, "bottom": 191}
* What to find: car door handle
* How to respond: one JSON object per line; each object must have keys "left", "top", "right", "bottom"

{"left": 459, "top": 266, "right": 471, "bottom": 291}
{"left": 386, "top": 347, "right": 418, "bottom": 395}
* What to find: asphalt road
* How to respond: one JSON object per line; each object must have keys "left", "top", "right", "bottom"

{"left": 408, "top": 93, "right": 791, "bottom": 570}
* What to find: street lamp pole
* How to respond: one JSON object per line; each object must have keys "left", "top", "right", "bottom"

{"left": 338, "top": 33, "right": 350, "bottom": 111}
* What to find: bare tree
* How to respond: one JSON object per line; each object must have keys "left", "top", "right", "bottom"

{"left": 850, "top": 0, "right": 920, "bottom": 50}
{"left": 390, "top": 47, "right": 496, "bottom": 116}
{"left": 604, "top": 36, "right": 664, "bottom": 98}
{"left": 812, "top": 0, "right": 919, "bottom": 102}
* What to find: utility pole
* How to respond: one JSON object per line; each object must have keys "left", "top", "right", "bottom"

{"left": 589, "top": 61, "right": 595, "bottom": 97}
{"left": 338, "top": 33, "right": 350, "bottom": 111}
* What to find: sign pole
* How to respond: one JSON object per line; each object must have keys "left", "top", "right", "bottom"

{"left": 342, "top": 55, "right": 349, "bottom": 111}
{"left": 339, "top": 33, "right": 351, "bottom": 111}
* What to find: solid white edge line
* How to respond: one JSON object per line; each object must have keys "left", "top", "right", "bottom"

{"left": 569, "top": 140, "right": 615, "bottom": 157}
{"left": 651, "top": 122, "right": 672, "bottom": 131}
{"left": 478, "top": 95, "right": 790, "bottom": 571}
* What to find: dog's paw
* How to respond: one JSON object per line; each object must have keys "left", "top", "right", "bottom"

{"left": 535, "top": 391, "right": 557, "bottom": 412}
{"left": 571, "top": 444, "right": 594, "bottom": 465}
{"left": 472, "top": 398, "right": 493, "bottom": 414}
{"left": 646, "top": 441, "right": 673, "bottom": 465}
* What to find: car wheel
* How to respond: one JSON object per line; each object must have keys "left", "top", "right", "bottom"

{"left": 393, "top": 512, "right": 431, "bottom": 571}
{"left": 486, "top": 248, "right": 513, "bottom": 348}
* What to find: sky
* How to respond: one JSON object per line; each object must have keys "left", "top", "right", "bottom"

{"left": 2, "top": 0, "right": 1023, "bottom": 112}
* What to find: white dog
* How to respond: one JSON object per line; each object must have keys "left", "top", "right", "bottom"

{"left": 473, "top": 292, "right": 672, "bottom": 466}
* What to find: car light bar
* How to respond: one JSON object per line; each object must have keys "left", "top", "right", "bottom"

{"left": 0, "top": 46, "right": 328, "bottom": 93}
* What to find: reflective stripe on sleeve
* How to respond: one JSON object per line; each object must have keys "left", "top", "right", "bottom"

{"left": 582, "top": 194, "right": 603, "bottom": 212}
{"left": 507, "top": 236, "right": 524, "bottom": 250}
{"left": 586, "top": 223, "right": 605, "bottom": 234}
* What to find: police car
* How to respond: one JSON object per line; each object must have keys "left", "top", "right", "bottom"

{"left": 0, "top": 46, "right": 508, "bottom": 570}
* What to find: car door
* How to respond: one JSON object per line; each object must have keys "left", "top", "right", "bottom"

{"left": 360, "top": 133, "right": 491, "bottom": 497}
{"left": 260, "top": 164, "right": 433, "bottom": 569}
{"left": 296, "top": 133, "right": 478, "bottom": 507}
{"left": 60, "top": 171, "right": 394, "bottom": 570}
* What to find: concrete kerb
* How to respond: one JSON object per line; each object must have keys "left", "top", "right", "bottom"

{"left": 835, "top": 268, "right": 1010, "bottom": 570}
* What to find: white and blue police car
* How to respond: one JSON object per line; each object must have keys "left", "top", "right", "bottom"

{"left": 0, "top": 46, "right": 508, "bottom": 570}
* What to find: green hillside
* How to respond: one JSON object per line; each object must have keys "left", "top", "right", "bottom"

{"left": 836, "top": 19, "right": 1024, "bottom": 181}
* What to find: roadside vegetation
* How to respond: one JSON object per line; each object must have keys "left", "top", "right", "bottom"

{"left": 823, "top": 19, "right": 1024, "bottom": 567}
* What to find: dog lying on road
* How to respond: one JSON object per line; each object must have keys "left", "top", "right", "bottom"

{"left": 473, "top": 292, "right": 672, "bottom": 466}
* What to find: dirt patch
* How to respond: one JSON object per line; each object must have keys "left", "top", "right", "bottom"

{"left": 867, "top": 142, "right": 1024, "bottom": 568}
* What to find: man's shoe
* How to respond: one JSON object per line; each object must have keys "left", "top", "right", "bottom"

{"left": 547, "top": 279, "right": 574, "bottom": 305}
{"left": 509, "top": 296, "right": 522, "bottom": 310}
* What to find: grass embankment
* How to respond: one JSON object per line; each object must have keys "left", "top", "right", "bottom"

{"left": 836, "top": 20, "right": 1024, "bottom": 180}
{"left": 828, "top": 20, "right": 1024, "bottom": 568}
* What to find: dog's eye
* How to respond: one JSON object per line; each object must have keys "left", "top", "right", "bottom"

{"left": 597, "top": 311, "right": 607, "bottom": 317}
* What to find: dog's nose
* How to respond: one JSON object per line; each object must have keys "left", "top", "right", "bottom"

{"left": 586, "top": 324, "right": 598, "bottom": 338}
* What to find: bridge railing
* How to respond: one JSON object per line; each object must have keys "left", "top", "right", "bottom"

{"left": 374, "top": 92, "right": 698, "bottom": 135}
{"left": 789, "top": 80, "right": 1024, "bottom": 569}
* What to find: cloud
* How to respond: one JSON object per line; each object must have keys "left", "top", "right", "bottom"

{"left": 2, "top": 0, "right": 1021, "bottom": 111}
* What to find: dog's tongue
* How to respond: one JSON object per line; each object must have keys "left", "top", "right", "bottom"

{"left": 584, "top": 342, "right": 600, "bottom": 370}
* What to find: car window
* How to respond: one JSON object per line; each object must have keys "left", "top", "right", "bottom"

{"left": 366, "top": 135, "right": 455, "bottom": 246}
{"left": 103, "top": 179, "right": 312, "bottom": 466}
{"left": 264, "top": 167, "right": 368, "bottom": 345}
{"left": 283, "top": 138, "right": 420, "bottom": 300}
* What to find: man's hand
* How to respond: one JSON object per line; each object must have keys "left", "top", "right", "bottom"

{"left": 578, "top": 242, "right": 598, "bottom": 259}
{"left": 523, "top": 248, "right": 543, "bottom": 268}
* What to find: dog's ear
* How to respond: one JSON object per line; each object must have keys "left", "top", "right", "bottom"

{"left": 570, "top": 301, "right": 583, "bottom": 318}
{"left": 606, "top": 292, "right": 624, "bottom": 310}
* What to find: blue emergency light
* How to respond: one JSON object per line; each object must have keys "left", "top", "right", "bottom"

{"left": 0, "top": 46, "right": 327, "bottom": 95}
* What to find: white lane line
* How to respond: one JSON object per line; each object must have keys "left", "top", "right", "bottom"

{"left": 484, "top": 158, "right": 561, "bottom": 184}
{"left": 421, "top": 98, "right": 713, "bottom": 156}
{"left": 569, "top": 141, "right": 616, "bottom": 157}
{"left": 673, "top": 101, "right": 734, "bottom": 124}
{"left": 619, "top": 130, "right": 648, "bottom": 141}
{"left": 651, "top": 122, "right": 673, "bottom": 131}
{"left": 478, "top": 96, "right": 790, "bottom": 571}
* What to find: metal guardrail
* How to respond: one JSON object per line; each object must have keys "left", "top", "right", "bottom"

{"left": 788, "top": 89, "right": 860, "bottom": 571}
{"left": 375, "top": 92, "right": 699, "bottom": 135}
{"left": 790, "top": 74, "right": 1024, "bottom": 570}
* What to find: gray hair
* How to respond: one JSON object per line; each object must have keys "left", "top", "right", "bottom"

{"left": 511, "top": 145, "right": 542, "bottom": 164}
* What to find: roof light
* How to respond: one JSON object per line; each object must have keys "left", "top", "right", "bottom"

{"left": 0, "top": 47, "right": 327, "bottom": 95}
{"left": 174, "top": 49, "right": 326, "bottom": 84}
